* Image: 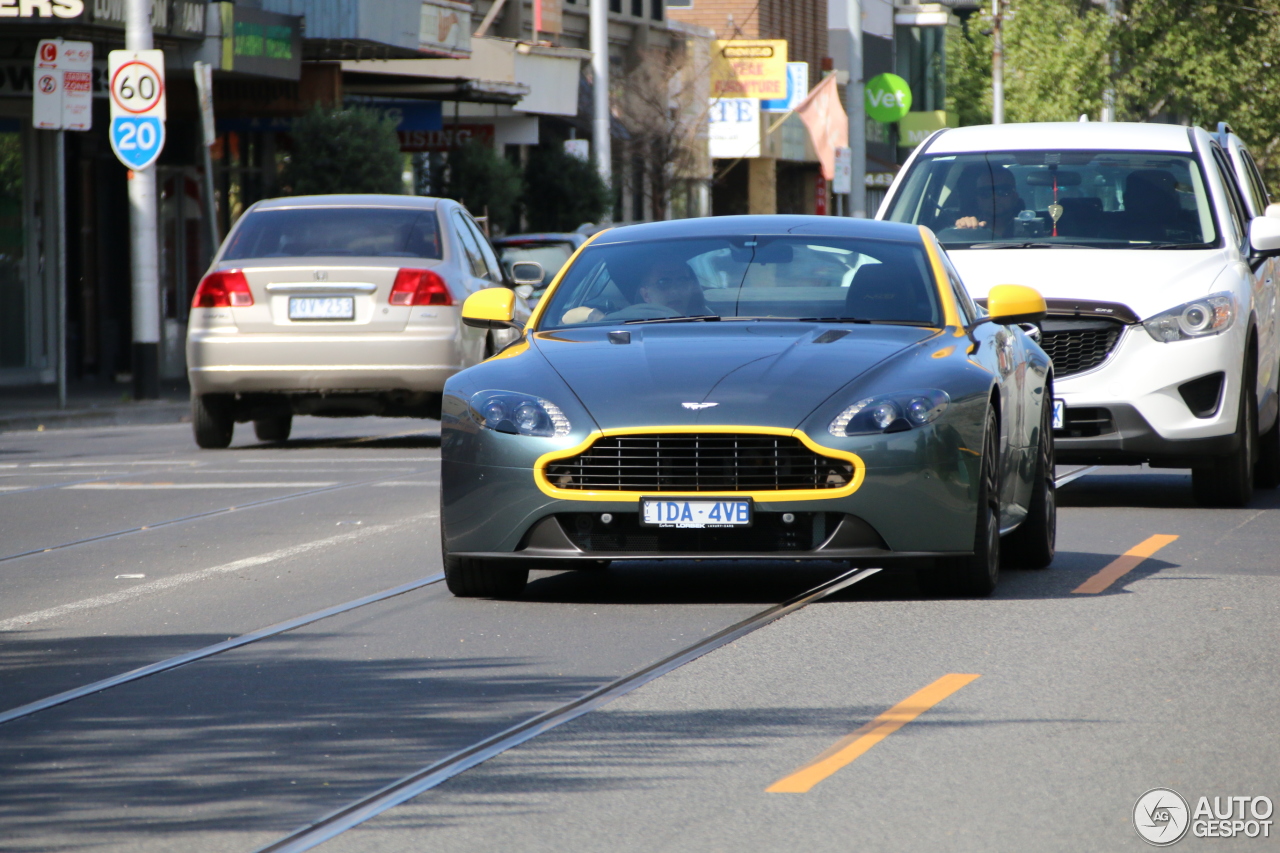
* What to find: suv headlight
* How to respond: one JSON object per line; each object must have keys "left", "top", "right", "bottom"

{"left": 1143, "top": 292, "right": 1235, "bottom": 342}
{"left": 829, "top": 389, "right": 950, "bottom": 437}
{"left": 470, "top": 390, "right": 571, "bottom": 437}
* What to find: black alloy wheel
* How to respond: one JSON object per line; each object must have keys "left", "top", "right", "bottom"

{"left": 192, "top": 394, "right": 235, "bottom": 449}
{"left": 253, "top": 415, "right": 293, "bottom": 443}
{"left": 1002, "top": 394, "right": 1056, "bottom": 569}
{"left": 443, "top": 547, "right": 529, "bottom": 599}
{"left": 922, "top": 407, "right": 1001, "bottom": 597}
{"left": 1192, "top": 363, "right": 1256, "bottom": 508}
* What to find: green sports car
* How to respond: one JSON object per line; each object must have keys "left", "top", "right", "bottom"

{"left": 440, "top": 216, "right": 1054, "bottom": 598}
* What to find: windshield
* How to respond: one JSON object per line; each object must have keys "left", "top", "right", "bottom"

{"left": 886, "top": 151, "right": 1217, "bottom": 249}
{"left": 538, "top": 235, "right": 942, "bottom": 329}
{"left": 497, "top": 242, "right": 575, "bottom": 289}
{"left": 222, "top": 208, "right": 443, "bottom": 260}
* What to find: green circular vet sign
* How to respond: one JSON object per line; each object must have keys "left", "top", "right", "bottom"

{"left": 865, "top": 73, "right": 912, "bottom": 123}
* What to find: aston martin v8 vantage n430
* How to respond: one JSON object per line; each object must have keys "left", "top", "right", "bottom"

{"left": 440, "top": 216, "right": 1054, "bottom": 598}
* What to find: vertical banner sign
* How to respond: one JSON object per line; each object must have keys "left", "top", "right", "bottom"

{"left": 108, "top": 49, "right": 167, "bottom": 171}
{"left": 33, "top": 40, "right": 93, "bottom": 131}
{"left": 832, "top": 147, "right": 853, "bottom": 195}
{"left": 815, "top": 173, "right": 828, "bottom": 216}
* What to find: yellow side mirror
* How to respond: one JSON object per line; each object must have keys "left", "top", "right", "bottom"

{"left": 985, "top": 284, "right": 1047, "bottom": 326}
{"left": 462, "top": 287, "right": 519, "bottom": 330}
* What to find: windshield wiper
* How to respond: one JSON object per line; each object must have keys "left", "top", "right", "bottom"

{"left": 970, "top": 241, "right": 1097, "bottom": 249}
{"left": 622, "top": 314, "right": 721, "bottom": 325}
{"left": 1127, "top": 242, "right": 1214, "bottom": 250}
{"left": 795, "top": 317, "right": 871, "bottom": 324}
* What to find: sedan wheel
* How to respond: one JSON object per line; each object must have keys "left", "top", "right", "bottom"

{"left": 192, "top": 394, "right": 235, "bottom": 449}
{"left": 922, "top": 407, "right": 1001, "bottom": 597}
{"left": 1002, "top": 395, "right": 1056, "bottom": 569}
{"left": 443, "top": 549, "right": 529, "bottom": 599}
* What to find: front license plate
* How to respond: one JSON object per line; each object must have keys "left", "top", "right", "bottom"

{"left": 1052, "top": 399, "right": 1065, "bottom": 430}
{"left": 289, "top": 296, "right": 354, "bottom": 320}
{"left": 640, "top": 497, "right": 753, "bottom": 528}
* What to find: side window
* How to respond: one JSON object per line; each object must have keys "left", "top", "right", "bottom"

{"left": 451, "top": 211, "right": 488, "bottom": 278}
{"left": 938, "top": 249, "right": 976, "bottom": 324}
{"left": 463, "top": 216, "right": 504, "bottom": 283}
{"left": 1212, "top": 148, "right": 1247, "bottom": 244}
{"left": 1242, "top": 148, "right": 1271, "bottom": 213}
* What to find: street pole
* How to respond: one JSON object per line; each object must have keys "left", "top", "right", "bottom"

{"left": 845, "top": 0, "right": 866, "bottom": 218}
{"left": 1101, "top": 0, "right": 1117, "bottom": 122}
{"left": 55, "top": 129, "right": 66, "bottom": 409}
{"left": 127, "top": 0, "right": 160, "bottom": 399}
{"left": 991, "top": 0, "right": 1004, "bottom": 125}
{"left": 590, "top": 0, "right": 612, "bottom": 217}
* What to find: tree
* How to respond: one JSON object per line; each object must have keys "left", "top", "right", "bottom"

{"left": 614, "top": 43, "right": 708, "bottom": 221}
{"left": 280, "top": 106, "right": 403, "bottom": 196}
{"left": 520, "top": 143, "right": 610, "bottom": 232}
{"left": 947, "top": 0, "right": 1280, "bottom": 185}
{"left": 440, "top": 141, "right": 523, "bottom": 233}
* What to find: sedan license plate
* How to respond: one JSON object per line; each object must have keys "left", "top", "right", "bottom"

{"left": 1052, "top": 399, "right": 1065, "bottom": 430}
{"left": 289, "top": 296, "right": 354, "bottom": 321}
{"left": 641, "top": 497, "right": 752, "bottom": 528}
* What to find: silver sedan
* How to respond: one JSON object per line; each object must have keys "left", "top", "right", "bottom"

{"left": 185, "top": 194, "right": 525, "bottom": 448}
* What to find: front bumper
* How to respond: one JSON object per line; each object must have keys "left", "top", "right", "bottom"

{"left": 1053, "top": 323, "right": 1243, "bottom": 465}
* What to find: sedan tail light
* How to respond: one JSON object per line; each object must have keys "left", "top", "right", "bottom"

{"left": 192, "top": 270, "right": 254, "bottom": 308}
{"left": 390, "top": 268, "right": 453, "bottom": 306}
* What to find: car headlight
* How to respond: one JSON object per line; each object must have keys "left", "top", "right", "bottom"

{"left": 828, "top": 389, "right": 950, "bottom": 436}
{"left": 1143, "top": 292, "right": 1235, "bottom": 342}
{"left": 470, "top": 391, "right": 571, "bottom": 437}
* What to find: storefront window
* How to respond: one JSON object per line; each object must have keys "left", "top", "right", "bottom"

{"left": 0, "top": 130, "right": 24, "bottom": 368}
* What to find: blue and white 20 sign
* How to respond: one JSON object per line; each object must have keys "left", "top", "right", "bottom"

{"left": 108, "top": 49, "right": 166, "bottom": 170}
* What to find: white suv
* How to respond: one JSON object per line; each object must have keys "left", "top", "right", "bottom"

{"left": 879, "top": 122, "right": 1280, "bottom": 506}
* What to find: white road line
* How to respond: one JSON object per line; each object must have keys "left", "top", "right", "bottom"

{"left": 373, "top": 481, "right": 440, "bottom": 486}
{"left": 64, "top": 482, "right": 338, "bottom": 490}
{"left": 28, "top": 461, "right": 202, "bottom": 468}
{"left": 0, "top": 486, "right": 27, "bottom": 491}
{"left": 238, "top": 458, "right": 440, "bottom": 463}
{"left": 0, "top": 512, "right": 436, "bottom": 632}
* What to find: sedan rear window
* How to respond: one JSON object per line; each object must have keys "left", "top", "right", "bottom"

{"left": 540, "top": 236, "right": 941, "bottom": 328}
{"left": 886, "top": 151, "right": 1217, "bottom": 249}
{"left": 223, "top": 207, "right": 442, "bottom": 260}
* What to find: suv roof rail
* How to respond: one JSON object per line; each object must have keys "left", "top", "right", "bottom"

{"left": 1215, "top": 121, "right": 1235, "bottom": 147}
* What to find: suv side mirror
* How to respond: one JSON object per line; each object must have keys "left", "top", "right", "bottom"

{"left": 1250, "top": 215, "right": 1280, "bottom": 256}
{"left": 510, "top": 261, "right": 545, "bottom": 286}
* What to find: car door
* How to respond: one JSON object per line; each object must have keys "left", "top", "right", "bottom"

{"left": 1227, "top": 140, "right": 1279, "bottom": 424}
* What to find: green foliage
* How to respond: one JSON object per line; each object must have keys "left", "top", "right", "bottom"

{"left": 280, "top": 106, "right": 403, "bottom": 196}
{"left": 947, "top": 0, "right": 1280, "bottom": 187}
{"left": 520, "top": 144, "right": 610, "bottom": 232}
{"left": 441, "top": 141, "right": 524, "bottom": 232}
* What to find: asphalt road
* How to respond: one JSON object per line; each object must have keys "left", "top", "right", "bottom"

{"left": 1, "top": 417, "right": 1277, "bottom": 852}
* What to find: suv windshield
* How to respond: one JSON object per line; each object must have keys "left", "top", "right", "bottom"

{"left": 886, "top": 151, "right": 1217, "bottom": 249}
{"left": 539, "top": 235, "right": 941, "bottom": 329}
{"left": 223, "top": 207, "right": 442, "bottom": 260}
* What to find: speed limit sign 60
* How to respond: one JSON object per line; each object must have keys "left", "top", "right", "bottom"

{"left": 107, "top": 49, "right": 166, "bottom": 121}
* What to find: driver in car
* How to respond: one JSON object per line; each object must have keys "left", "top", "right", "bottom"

{"left": 562, "top": 260, "right": 708, "bottom": 323}
{"left": 954, "top": 168, "right": 1023, "bottom": 238}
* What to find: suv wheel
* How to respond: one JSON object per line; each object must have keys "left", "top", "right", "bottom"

{"left": 192, "top": 394, "right": 235, "bottom": 449}
{"left": 1193, "top": 370, "right": 1256, "bottom": 508}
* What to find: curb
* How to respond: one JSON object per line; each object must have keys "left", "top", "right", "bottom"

{"left": 0, "top": 401, "right": 191, "bottom": 434}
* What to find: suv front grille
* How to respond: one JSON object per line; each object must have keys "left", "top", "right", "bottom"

{"left": 1039, "top": 317, "right": 1125, "bottom": 377}
{"left": 544, "top": 433, "right": 854, "bottom": 492}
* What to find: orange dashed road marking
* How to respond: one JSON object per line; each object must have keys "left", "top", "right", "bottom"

{"left": 766, "top": 673, "right": 981, "bottom": 794}
{"left": 1072, "top": 534, "right": 1178, "bottom": 595}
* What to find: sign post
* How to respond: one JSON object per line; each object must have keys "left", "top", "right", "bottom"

{"left": 109, "top": 32, "right": 165, "bottom": 399}
{"left": 193, "top": 61, "right": 220, "bottom": 260}
{"left": 33, "top": 39, "right": 93, "bottom": 410}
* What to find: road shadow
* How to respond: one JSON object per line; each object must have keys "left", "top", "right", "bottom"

{"left": 1058, "top": 468, "right": 1280, "bottom": 510}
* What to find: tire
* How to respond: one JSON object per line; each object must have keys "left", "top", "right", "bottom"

{"left": 1002, "top": 394, "right": 1056, "bottom": 569}
{"left": 443, "top": 549, "right": 529, "bottom": 598}
{"left": 192, "top": 394, "right": 235, "bottom": 449}
{"left": 1255, "top": 393, "right": 1280, "bottom": 489}
{"left": 1192, "top": 370, "right": 1256, "bottom": 508}
{"left": 253, "top": 415, "right": 292, "bottom": 443}
{"left": 921, "top": 407, "right": 1001, "bottom": 597}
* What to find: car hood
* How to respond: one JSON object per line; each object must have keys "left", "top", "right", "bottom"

{"left": 947, "top": 248, "right": 1229, "bottom": 320}
{"left": 531, "top": 323, "right": 936, "bottom": 431}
